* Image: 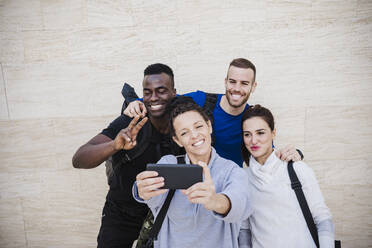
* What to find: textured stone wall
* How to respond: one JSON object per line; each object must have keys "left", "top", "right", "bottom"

{"left": 0, "top": 0, "right": 371, "bottom": 247}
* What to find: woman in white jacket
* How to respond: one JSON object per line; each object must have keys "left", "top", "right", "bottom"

{"left": 239, "top": 104, "right": 334, "bottom": 248}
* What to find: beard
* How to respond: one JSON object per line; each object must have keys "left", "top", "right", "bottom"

{"left": 225, "top": 91, "right": 250, "bottom": 108}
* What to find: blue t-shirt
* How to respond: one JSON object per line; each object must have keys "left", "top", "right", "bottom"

{"left": 184, "top": 91, "right": 248, "bottom": 167}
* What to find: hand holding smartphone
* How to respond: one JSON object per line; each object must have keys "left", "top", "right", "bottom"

{"left": 146, "top": 163, "right": 203, "bottom": 189}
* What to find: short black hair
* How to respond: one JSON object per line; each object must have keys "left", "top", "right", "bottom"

{"left": 144, "top": 63, "right": 175, "bottom": 88}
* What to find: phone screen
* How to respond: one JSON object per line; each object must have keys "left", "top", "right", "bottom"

{"left": 146, "top": 163, "right": 203, "bottom": 189}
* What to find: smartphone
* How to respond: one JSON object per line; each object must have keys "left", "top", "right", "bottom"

{"left": 146, "top": 164, "right": 203, "bottom": 189}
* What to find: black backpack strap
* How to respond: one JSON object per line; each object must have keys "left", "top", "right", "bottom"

{"left": 335, "top": 240, "right": 341, "bottom": 248}
{"left": 121, "top": 83, "right": 139, "bottom": 115}
{"left": 202, "top": 93, "right": 218, "bottom": 123}
{"left": 146, "top": 190, "right": 175, "bottom": 245}
{"left": 202, "top": 93, "right": 218, "bottom": 145}
{"left": 176, "top": 155, "right": 186, "bottom": 164}
{"left": 287, "top": 161, "right": 320, "bottom": 248}
{"left": 145, "top": 155, "right": 186, "bottom": 246}
{"left": 121, "top": 120, "right": 152, "bottom": 164}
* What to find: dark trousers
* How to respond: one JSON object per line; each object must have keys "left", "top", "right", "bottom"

{"left": 97, "top": 201, "right": 146, "bottom": 248}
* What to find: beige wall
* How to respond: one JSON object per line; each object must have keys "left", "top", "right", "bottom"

{"left": 0, "top": 0, "right": 371, "bottom": 247}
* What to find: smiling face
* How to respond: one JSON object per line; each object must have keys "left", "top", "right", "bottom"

{"left": 224, "top": 66, "right": 256, "bottom": 108}
{"left": 242, "top": 116, "right": 276, "bottom": 165}
{"left": 172, "top": 110, "right": 212, "bottom": 164}
{"left": 142, "top": 73, "right": 176, "bottom": 119}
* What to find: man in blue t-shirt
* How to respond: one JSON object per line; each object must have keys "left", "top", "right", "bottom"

{"left": 124, "top": 58, "right": 302, "bottom": 166}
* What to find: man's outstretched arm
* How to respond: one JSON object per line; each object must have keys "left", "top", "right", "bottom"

{"left": 72, "top": 134, "right": 117, "bottom": 169}
{"left": 72, "top": 116, "right": 148, "bottom": 169}
{"left": 275, "top": 144, "right": 304, "bottom": 162}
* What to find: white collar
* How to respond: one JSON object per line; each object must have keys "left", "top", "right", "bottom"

{"left": 248, "top": 150, "right": 281, "bottom": 185}
{"left": 250, "top": 150, "right": 279, "bottom": 171}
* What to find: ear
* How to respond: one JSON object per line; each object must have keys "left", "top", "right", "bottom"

{"left": 272, "top": 128, "right": 276, "bottom": 139}
{"left": 224, "top": 77, "right": 228, "bottom": 88}
{"left": 172, "top": 135, "right": 183, "bottom": 147}
{"left": 251, "top": 81, "right": 257, "bottom": 93}
{"left": 172, "top": 88, "right": 177, "bottom": 97}
{"left": 207, "top": 120, "right": 213, "bottom": 134}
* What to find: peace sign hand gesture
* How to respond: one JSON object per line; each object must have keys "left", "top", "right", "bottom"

{"left": 114, "top": 116, "right": 148, "bottom": 151}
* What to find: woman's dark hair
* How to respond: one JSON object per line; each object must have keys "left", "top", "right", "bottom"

{"left": 241, "top": 104, "right": 275, "bottom": 165}
{"left": 169, "top": 96, "right": 210, "bottom": 137}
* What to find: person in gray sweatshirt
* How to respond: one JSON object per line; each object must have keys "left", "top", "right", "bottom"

{"left": 133, "top": 96, "right": 252, "bottom": 248}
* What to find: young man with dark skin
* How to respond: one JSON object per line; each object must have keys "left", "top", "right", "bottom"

{"left": 72, "top": 64, "right": 181, "bottom": 248}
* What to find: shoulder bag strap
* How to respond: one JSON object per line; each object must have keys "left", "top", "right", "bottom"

{"left": 287, "top": 161, "right": 320, "bottom": 248}
{"left": 146, "top": 155, "right": 185, "bottom": 245}
{"left": 202, "top": 93, "right": 218, "bottom": 122}
{"left": 176, "top": 155, "right": 186, "bottom": 164}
